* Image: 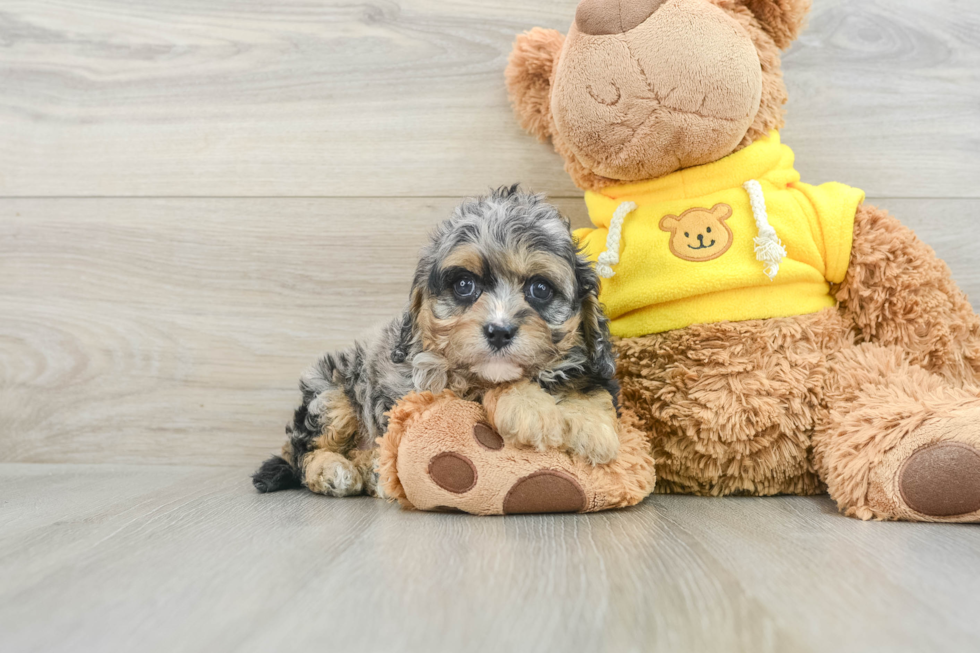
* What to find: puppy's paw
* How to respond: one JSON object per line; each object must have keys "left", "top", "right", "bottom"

{"left": 560, "top": 391, "right": 621, "bottom": 465}
{"left": 564, "top": 411, "right": 620, "bottom": 465}
{"left": 350, "top": 449, "right": 385, "bottom": 499}
{"left": 304, "top": 451, "right": 364, "bottom": 497}
{"left": 484, "top": 380, "right": 565, "bottom": 452}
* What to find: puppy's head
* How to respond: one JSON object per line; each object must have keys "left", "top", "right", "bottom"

{"left": 396, "top": 185, "right": 614, "bottom": 390}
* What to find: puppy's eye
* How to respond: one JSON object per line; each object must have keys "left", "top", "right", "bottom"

{"left": 452, "top": 274, "right": 477, "bottom": 299}
{"left": 706, "top": 227, "right": 712, "bottom": 234}
{"left": 684, "top": 232, "right": 690, "bottom": 238}
{"left": 526, "top": 279, "right": 554, "bottom": 302}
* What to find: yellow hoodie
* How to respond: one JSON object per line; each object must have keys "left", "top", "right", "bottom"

{"left": 574, "top": 132, "right": 865, "bottom": 338}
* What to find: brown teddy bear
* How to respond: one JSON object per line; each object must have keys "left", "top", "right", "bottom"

{"left": 504, "top": 0, "right": 980, "bottom": 521}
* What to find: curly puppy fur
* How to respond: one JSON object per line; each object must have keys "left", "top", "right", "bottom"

{"left": 253, "top": 186, "right": 620, "bottom": 495}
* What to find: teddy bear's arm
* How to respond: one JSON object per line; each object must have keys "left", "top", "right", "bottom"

{"left": 836, "top": 202, "right": 980, "bottom": 384}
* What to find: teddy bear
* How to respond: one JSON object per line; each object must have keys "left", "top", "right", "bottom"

{"left": 501, "top": 0, "right": 980, "bottom": 521}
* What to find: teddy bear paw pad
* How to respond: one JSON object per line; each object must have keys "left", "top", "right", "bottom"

{"left": 502, "top": 470, "right": 586, "bottom": 514}
{"left": 899, "top": 442, "right": 980, "bottom": 517}
{"left": 427, "top": 452, "right": 478, "bottom": 494}
{"left": 473, "top": 423, "right": 504, "bottom": 450}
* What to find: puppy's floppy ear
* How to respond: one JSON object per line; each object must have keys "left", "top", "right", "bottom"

{"left": 741, "top": 0, "right": 811, "bottom": 50}
{"left": 391, "top": 278, "right": 425, "bottom": 364}
{"left": 505, "top": 28, "right": 565, "bottom": 142}
{"left": 575, "top": 253, "right": 616, "bottom": 382}
{"left": 391, "top": 311, "right": 414, "bottom": 364}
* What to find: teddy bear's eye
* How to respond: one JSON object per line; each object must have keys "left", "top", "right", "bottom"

{"left": 684, "top": 232, "right": 689, "bottom": 238}
{"left": 706, "top": 227, "right": 712, "bottom": 234}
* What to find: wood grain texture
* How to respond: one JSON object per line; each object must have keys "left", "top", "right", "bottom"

{"left": 2, "top": 197, "right": 977, "bottom": 466}
{"left": 1, "top": 0, "right": 978, "bottom": 198}
{"left": 1, "top": 464, "right": 979, "bottom": 653}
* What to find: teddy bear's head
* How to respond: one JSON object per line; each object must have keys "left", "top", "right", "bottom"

{"left": 506, "top": 0, "right": 811, "bottom": 191}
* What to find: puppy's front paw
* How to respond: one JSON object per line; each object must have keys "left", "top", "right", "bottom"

{"left": 565, "top": 412, "right": 620, "bottom": 465}
{"left": 484, "top": 381, "right": 565, "bottom": 452}
{"left": 560, "top": 392, "right": 621, "bottom": 465}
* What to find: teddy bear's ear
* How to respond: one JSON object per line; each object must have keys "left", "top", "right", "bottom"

{"left": 659, "top": 215, "right": 679, "bottom": 232}
{"left": 505, "top": 28, "right": 565, "bottom": 142}
{"left": 710, "top": 203, "right": 734, "bottom": 221}
{"left": 741, "top": 0, "right": 811, "bottom": 50}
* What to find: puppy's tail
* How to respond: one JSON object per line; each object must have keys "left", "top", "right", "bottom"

{"left": 252, "top": 455, "right": 302, "bottom": 493}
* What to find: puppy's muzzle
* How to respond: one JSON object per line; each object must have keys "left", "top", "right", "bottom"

{"left": 484, "top": 322, "right": 518, "bottom": 351}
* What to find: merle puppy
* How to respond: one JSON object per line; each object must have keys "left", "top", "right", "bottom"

{"left": 253, "top": 186, "right": 620, "bottom": 497}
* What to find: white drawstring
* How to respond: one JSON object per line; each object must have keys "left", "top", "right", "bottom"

{"left": 595, "top": 201, "right": 636, "bottom": 279}
{"left": 743, "top": 180, "right": 785, "bottom": 280}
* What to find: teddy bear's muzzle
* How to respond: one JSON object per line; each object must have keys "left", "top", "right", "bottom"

{"left": 551, "top": 0, "right": 764, "bottom": 182}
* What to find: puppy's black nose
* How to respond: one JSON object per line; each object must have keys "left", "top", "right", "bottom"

{"left": 484, "top": 323, "right": 518, "bottom": 350}
{"left": 697, "top": 234, "right": 704, "bottom": 243}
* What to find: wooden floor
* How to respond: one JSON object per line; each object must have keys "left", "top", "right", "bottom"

{"left": 2, "top": 1, "right": 979, "bottom": 651}
{"left": 3, "top": 464, "right": 980, "bottom": 653}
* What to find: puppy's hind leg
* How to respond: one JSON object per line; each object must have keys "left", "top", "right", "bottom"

{"left": 350, "top": 448, "right": 385, "bottom": 499}
{"left": 253, "top": 350, "right": 366, "bottom": 496}
{"left": 304, "top": 450, "right": 364, "bottom": 497}
{"left": 300, "top": 385, "right": 366, "bottom": 497}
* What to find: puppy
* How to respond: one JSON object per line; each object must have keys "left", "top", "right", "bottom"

{"left": 253, "top": 185, "right": 620, "bottom": 497}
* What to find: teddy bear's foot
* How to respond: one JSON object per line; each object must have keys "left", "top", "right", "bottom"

{"left": 898, "top": 439, "right": 980, "bottom": 518}
{"left": 859, "top": 408, "right": 980, "bottom": 522}
{"left": 378, "top": 391, "right": 656, "bottom": 515}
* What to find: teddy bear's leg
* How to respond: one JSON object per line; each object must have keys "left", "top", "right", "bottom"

{"left": 380, "top": 391, "right": 656, "bottom": 514}
{"left": 836, "top": 203, "right": 980, "bottom": 385}
{"left": 814, "top": 342, "right": 980, "bottom": 521}
{"left": 615, "top": 311, "right": 847, "bottom": 497}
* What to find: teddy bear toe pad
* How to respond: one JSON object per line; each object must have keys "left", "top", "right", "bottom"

{"left": 899, "top": 442, "right": 980, "bottom": 517}
{"left": 502, "top": 470, "right": 586, "bottom": 514}
{"left": 473, "top": 423, "right": 504, "bottom": 450}
{"left": 427, "top": 452, "right": 478, "bottom": 494}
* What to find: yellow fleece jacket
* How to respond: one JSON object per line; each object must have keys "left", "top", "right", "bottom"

{"left": 574, "top": 132, "right": 865, "bottom": 337}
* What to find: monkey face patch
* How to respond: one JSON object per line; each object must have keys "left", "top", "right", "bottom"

{"left": 658, "top": 203, "right": 734, "bottom": 262}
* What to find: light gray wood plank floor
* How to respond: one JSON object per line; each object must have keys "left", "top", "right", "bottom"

{"left": 3, "top": 464, "right": 980, "bottom": 653}
{"left": 2, "top": 0, "right": 980, "bottom": 651}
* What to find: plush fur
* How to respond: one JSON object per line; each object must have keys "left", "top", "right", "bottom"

{"left": 507, "top": 0, "right": 980, "bottom": 521}
{"left": 254, "top": 186, "right": 623, "bottom": 496}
